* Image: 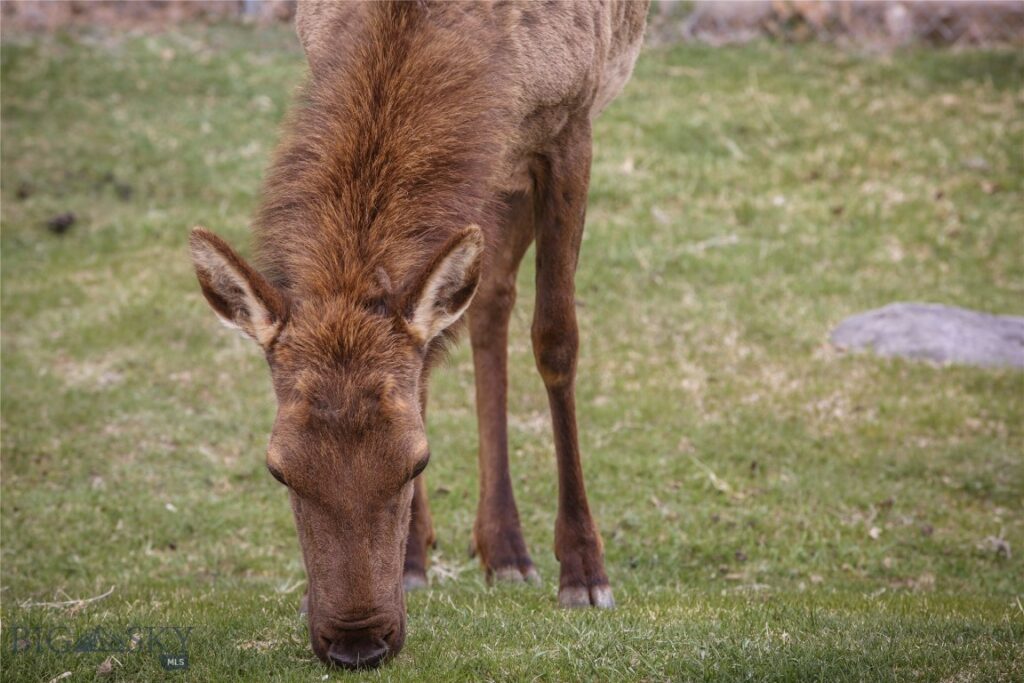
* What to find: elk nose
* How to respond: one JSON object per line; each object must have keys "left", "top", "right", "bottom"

{"left": 326, "top": 639, "right": 390, "bottom": 670}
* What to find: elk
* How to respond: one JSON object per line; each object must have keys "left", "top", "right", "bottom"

{"left": 189, "top": 0, "right": 647, "bottom": 669}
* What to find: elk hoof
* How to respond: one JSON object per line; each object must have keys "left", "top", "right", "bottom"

{"left": 403, "top": 571, "right": 428, "bottom": 592}
{"left": 558, "top": 584, "right": 615, "bottom": 608}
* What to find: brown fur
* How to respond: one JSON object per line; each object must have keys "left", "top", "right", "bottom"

{"left": 189, "top": 0, "right": 647, "bottom": 670}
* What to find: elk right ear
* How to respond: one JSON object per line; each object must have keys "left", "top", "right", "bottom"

{"left": 404, "top": 225, "right": 484, "bottom": 345}
{"left": 188, "top": 226, "right": 287, "bottom": 347}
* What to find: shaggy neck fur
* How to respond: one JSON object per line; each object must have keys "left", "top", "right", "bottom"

{"left": 254, "top": 3, "right": 505, "bottom": 306}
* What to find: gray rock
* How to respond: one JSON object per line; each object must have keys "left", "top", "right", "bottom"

{"left": 830, "top": 303, "right": 1024, "bottom": 368}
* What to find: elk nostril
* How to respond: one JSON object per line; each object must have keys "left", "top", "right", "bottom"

{"left": 326, "top": 640, "right": 389, "bottom": 670}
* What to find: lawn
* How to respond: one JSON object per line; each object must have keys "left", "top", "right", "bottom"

{"left": 1, "top": 23, "right": 1022, "bottom": 682}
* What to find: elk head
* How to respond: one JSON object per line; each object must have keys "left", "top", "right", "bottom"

{"left": 188, "top": 225, "right": 483, "bottom": 669}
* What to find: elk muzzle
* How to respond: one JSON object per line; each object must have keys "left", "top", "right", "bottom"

{"left": 311, "top": 608, "right": 406, "bottom": 670}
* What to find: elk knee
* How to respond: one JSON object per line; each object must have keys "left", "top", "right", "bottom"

{"left": 483, "top": 279, "right": 517, "bottom": 315}
{"left": 532, "top": 319, "right": 578, "bottom": 389}
{"left": 470, "top": 281, "right": 516, "bottom": 348}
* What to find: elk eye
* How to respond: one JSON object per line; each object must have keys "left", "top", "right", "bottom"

{"left": 365, "top": 296, "right": 390, "bottom": 317}
{"left": 411, "top": 452, "right": 430, "bottom": 479}
{"left": 267, "top": 464, "right": 288, "bottom": 487}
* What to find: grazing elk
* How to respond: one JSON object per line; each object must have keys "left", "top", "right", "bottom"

{"left": 189, "top": 0, "right": 647, "bottom": 669}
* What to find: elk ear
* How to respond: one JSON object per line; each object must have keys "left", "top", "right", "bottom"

{"left": 189, "top": 226, "right": 287, "bottom": 347}
{"left": 405, "top": 225, "right": 484, "bottom": 344}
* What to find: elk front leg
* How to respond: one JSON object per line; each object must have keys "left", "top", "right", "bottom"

{"left": 403, "top": 473, "right": 435, "bottom": 590}
{"left": 404, "top": 367, "right": 435, "bottom": 589}
{"left": 468, "top": 192, "right": 538, "bottom": 583}
{"left": 533, "top": 119, "right": 612, "bottom": 608}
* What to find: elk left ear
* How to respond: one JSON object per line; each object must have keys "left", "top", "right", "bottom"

{"left": 405, "top": 225, "right": 484, "bottom": 344}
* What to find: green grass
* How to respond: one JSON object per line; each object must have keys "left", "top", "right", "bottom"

{"left": 2, "top": 25, "right": 1022, "bottom": 682}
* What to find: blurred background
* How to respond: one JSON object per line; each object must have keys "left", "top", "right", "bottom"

{"left": 4, "top": 0, "right": 1024, "bottom": 46}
